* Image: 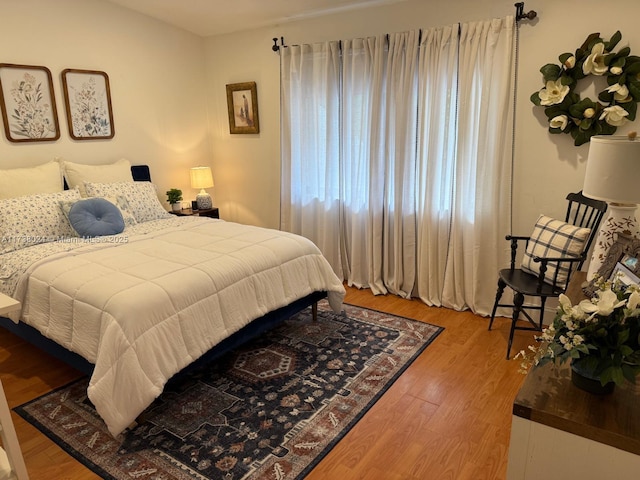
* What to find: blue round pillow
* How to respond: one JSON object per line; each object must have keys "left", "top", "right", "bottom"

{"left": 68, "top": 198, "right": 125, "bottom": 237}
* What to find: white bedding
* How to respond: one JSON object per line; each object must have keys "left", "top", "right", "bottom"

{"left": 6, "top": 217, "right": 345, "bottom": 436}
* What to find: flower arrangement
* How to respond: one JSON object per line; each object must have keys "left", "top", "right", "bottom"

{"left": 531, "top": 31, "right": 640, "bottom": 146}
{"left": 517, "top": 276, "right": 640, "bottom": 387}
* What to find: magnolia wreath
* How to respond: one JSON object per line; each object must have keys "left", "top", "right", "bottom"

{"left": 531, "top": 31, "right": 640, "bottom": 146}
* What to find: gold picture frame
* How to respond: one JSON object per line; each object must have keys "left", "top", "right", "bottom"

{"left": 61, "top": 69, "right": 114, "bottom": 140}
{"left": 225, "top": 82, "right": 259, "bottom": 134}
{"left": 0, "top": 63, "right": 60, "bottom": 143}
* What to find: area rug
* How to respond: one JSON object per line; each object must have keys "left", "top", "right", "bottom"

{"left": 15, "top": 301, "right": 442, "bottom": 480}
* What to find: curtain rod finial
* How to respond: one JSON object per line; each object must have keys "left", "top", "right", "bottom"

{"left": 272, "top": 38, "right": 280, "bottom": 52}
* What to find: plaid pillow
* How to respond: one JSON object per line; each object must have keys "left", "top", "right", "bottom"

{"left": 521, "top": 215, "right": 590, "bottom": 287}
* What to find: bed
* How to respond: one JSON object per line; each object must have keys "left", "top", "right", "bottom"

{"left": 0, "top": 160, "right": 345, "bottom": 437}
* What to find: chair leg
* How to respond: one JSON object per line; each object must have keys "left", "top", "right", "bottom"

{"left": 489, "top": 278, "right": 506, "bottom": 331}
{"left": 538, "top": 297, "right": 547, "bottom": 330}
{"left": 507, "top": 292, "right": 524, "bottom": 360}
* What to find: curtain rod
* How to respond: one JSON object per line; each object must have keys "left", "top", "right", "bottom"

{"left": 515, "top": 2, "right": 537, "bottom": 22}
{"left": 272, "top": 3, "right": 537, "bottom": 52}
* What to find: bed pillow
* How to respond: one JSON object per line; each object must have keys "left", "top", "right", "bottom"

{"left": 63, "top": 198, "right": 125, "bottom": 237}
{"left": 84, "top": 181, "right": 171, "bottom": 223}
{"left": 0, "top": 189, "right": 81, "bottom": 254}
{"left": 60, "top": 195, "right": 137, "bottom": 230}
{"left": 0, "top": 161, "right": 63, "bottom": 199}
{"left": 521, "top": 215, "right": 591, "bottom": 287}
{"left": 59, "top": 158, "right": 133, "bottom": 197}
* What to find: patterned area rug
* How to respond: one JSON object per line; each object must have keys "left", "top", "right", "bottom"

{"left": 15, "top": 301, "right": 442, "bottom": 479}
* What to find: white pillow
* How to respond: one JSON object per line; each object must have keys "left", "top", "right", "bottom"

{"left": 0, "top": 161, "right": 63, "bottom": 199}
{"left": 0, "top": 189, "right": 81, "bottom": 254}
{"left": 84, "top": 181, "right": 171, "bottom": 223}
{"left": 59, "top": 158, "right": 133, "bottom": 197}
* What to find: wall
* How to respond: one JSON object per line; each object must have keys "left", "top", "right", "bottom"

{"left": 0, "top": 0, "right": 211, "bottom": 209}
{"left": 205, "top": 0, "right": 640, "bottom": 232}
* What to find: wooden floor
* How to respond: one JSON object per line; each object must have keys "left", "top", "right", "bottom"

{"left": 0, "top": 286, "right": 534, "bottom": 480}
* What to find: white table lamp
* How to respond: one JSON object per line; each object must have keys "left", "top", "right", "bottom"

{"left": 583, "top": 134, "right": 640, "bottom": 280}
{"left": 190, "top": 166, "right": 214, "bottom": 210}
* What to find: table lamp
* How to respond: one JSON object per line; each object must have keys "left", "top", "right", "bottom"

{"left": 190, "top": 166, "right": 214, "bottom": 210}
{"left": 583, "top": 133, "right": 640, "bottom": 280}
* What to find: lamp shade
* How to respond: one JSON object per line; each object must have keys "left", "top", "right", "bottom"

{"left": 583, "top": 135, "right": 640, "bottom": 205}
{"left": 190, "top": 166, "right": 214, "bottom": 190}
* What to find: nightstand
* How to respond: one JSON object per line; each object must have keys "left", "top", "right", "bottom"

{"left": 169, "top": 207, "right": 219, "bottom": 219}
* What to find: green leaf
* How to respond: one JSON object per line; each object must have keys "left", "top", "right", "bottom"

{"left": 617, "top": 46, "right": 631, "bottom": 58}
{"left": 573, "top": 130, "right": 590, "bottom": 146}
{"left": 611, "top": 366, "right": 625, "bottom": 386}
{"left": 629, "top": 82, "right": 640, "bottom": 102}
{"left": 559, "top": 52, "right": 573, "bottom": 64}
{"left": 606, "top": 30, "right": 622, "bottom": 51}
{"left": 560, "top": 74, "right": 574, "bottom": 86}
{"left": 623, "top": 101, "right": 637, "bottom": 121}
{"left": 626, "top": 62, "right": 640, "bottom": 75}
{"left": 581, "top": 33, "right": 602, "bottom": 53}
{"left": 599, "top": 91, "right": 613, "bottom": 103}
{"left": 540, "top": 63, "right": 562, "bottom": 82}
{"left": 530, "top": 91, "right": 542, "bottom": 106}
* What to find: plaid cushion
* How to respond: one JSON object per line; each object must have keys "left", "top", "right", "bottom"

{"left": 521, "top": 215, "right": 590, "bottom": 287}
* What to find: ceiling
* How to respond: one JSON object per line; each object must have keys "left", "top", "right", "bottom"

{"left": 102, "top": 0, "right": 406, "bottom": 37}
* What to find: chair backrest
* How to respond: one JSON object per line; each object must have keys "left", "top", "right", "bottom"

{"left": 564, "top": 191, "right": 607, "bottom": 270}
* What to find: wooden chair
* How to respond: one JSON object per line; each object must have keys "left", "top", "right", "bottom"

{"left": 489, "top": 192, "right": 607, "bottom": 359}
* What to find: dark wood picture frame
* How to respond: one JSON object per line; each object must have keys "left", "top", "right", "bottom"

{"left": 226, "top": 82, "right": 259, "bottom": 134}
{"left": 61, "top": 69, "right": 114, "bottom": 140}
{"left": 584, "top": 234, "right": 640, "bottom": 296}
{"left": 0, "top": 63, "right": 60, "bottom": 143}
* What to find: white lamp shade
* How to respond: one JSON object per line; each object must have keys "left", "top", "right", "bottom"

{"left": 190, "top": 166, "right": 214, "bottom": 189}
{"left": 583, "top": 135, "right": 640, "bottom": 205}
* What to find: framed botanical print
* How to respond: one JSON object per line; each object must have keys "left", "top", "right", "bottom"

{"left": 0, "top": 63, "right": 60, "bottom": 142}
{"left": 226, "top": 82, "right": 260, "bottom": 134}
{"left": 61, "top": 69, "right": 114, "bottom": 140}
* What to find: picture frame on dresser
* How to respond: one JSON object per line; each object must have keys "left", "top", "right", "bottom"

{"left": 226, "top": 81, "right": 259, "bottom": 134}
{"left": 0, "top": 63, "right": 60, "bottom": 142}
{"left": 61, "top": 68, "right": 114, "bottom": 140}
{"left": 584, "top": 233, "right": 640, "bottom": 296}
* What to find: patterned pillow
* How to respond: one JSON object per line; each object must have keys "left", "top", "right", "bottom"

{"left": 84, "top": 181, "right": 171, "bottom": 223}
{"left": 521, "top": 215, "right": 591, "bottom": 287}
{"left": 0, "top": 189, "right": 81, "bottom": 254}
{"left": 60, "top": 195, "right": 137, "bottom": 229}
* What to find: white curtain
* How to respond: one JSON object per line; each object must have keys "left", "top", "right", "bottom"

{"left": 281, "top": 17, "right": 515, "bottom": 315}
{"left": 280, "top": 42, "right": 343, "bottom": 277}
{"left": 341, "top": 32, "right": 419, "bottom": 297}
{"left": 415, "top": 25, "right": 459, "bottom": 306}
{"left": 441, "top": 18, "right": 515, "bottom": 314}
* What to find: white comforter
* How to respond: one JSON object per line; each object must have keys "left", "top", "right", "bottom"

{"left": 10, "top": 217, "right": 345, "bottom": 436}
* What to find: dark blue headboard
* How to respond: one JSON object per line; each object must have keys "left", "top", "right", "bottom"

{"left": 63, "top": 164, "right": 151, "bottom": 189}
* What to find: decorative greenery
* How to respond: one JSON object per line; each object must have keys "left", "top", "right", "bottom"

{"left": 517, "top": 276, "right": 640, "bottom": 387}
{"left": 166, "top": 188, "right": 183, "bottom": 204}
{"left": 531, "top": 31, "right": 640, "bottom": 146}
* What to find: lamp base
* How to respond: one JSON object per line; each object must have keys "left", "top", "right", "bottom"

{"left": 586, "top": 203, "right": 639, "bottom": 281}
{"left": 196, "top": 191, "right": 212, "bottom": 210}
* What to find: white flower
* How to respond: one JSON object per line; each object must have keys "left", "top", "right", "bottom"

{"left": 564, "top": 56, "right": 576, "bottom": 69}
{"left": 599, "top": 105, "right": 629, "bottom": 126}
{"left": 628, "top": 290, "right": 640, "bottom": 310}
{"left": 579, "top": 287, "right": 626, "bottom": 316}
{"left": 549, "top": 114, "right": 568, "bottom": 130}
{"left": 610, "top": 66, "right": 623, "bottom": 75}
{"left": 583, "top": 42, "right": 608, "bottom": 75}
{"left": 584, "top": 108, "right": 595, "bottom": 118}
{"left": 573, "top": 334, "right": 585, "bottom": 345}
{"left": 606, "top": 83, "right": 630, "bottom": 102}
{"left": 539, "top": 79, "right": 570, "bottom": 106}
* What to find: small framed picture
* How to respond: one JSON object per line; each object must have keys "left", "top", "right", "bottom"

{"left": 0, "top": 63, "right": 60, "bottom": 142}
{"left": 61, "top": 69, "right": 114, "bottom": 140}
{"left": 609, "top": 261, "right": 640, "bottom": 289}
{"left": 225, "top": 81, "right": 259, "bottom": 134}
